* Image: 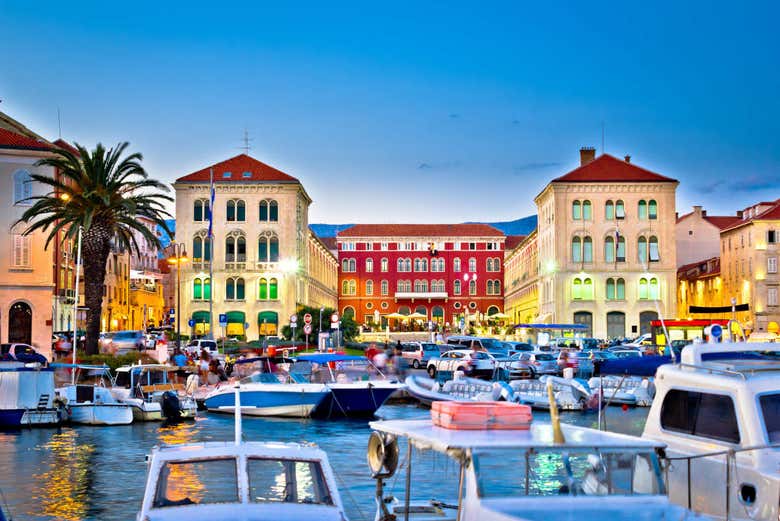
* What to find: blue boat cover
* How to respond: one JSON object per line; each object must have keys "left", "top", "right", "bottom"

{"left": 296, "top": 353, "right": 366, "bottom": 364}
{"left": 599, "top": 351, "right": 769, "bottom": 376}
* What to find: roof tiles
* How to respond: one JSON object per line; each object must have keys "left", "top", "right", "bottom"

{"left": 337, "top": 223, "right": 505, "bottom": 238}
{"left": 176, "top": 154, "right": 299, "bottom": 183}
{"left": 0, "top": 128, "right": 51, "bottom": 151}
{"left": 552, "top": 154, "right": 677, "bottom": 183}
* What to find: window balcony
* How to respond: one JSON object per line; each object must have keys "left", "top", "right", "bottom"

{"left": 395, "top": 291, "right": 448, "bottom": 300}
{"left": 256, "top": 261, "right": 280, "bottom": 271}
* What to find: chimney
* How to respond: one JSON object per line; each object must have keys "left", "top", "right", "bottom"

{"left": 702, "top": 209, "right": 707, "bottom": 217}
{"left": 737, "top": 210, "right": 744, "bottom": 219}
{"left": 694, "top": 205, "right": 703, "bottom": 217}
{"left": 624, "top": 155, "right": 631, "bottom": 163}
{"left": 580, "top": 147, "right": 596, "bottom": 166}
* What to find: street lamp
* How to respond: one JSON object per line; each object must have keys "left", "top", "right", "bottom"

{"left": 281, "top": 258, "right": 300, "bottom": 348}
{"left": 462, "top": 273, "right": 477, "bottom": 334}
{"left": 167, "top": 243, "right": 188, "bottom": 350}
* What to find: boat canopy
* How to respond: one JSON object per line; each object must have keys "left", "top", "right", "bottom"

{"left": 296, "top": 353, "right": 366, "bottom": 364}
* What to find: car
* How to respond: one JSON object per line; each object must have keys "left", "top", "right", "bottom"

{"left": 185, "top": 339, "right": 219, "bottom": 357}
{"left": 622, "top": 333, "right": 652, "bottom": 348}
{"left": 445, "top": 336, "right": 506, "bottom": 354}
{"left": 589, "top": 350, "right": 618, "bottom": 362}
{"left": 511, "top": 351, "right": 558, "bottom": 377}
{"left": 558, "top": 350, "right": 595, "bottom": 375}
{"left": 400, "top": 342, "right": 441, "bottom": 369}
{"left": 580, "top": 338, "right": 602, "bottom": 350}
{"left": 502, "top": 341, "right": 535, "bottom": 356}
{"left": 1, "top": 343, "right": 48, "bottom": 364}
{"left": 99, "top": 332, "right": 115, "bottom": 352}
{"left": 612, "top": 349, "right": 642, "bottom": 359}
{"left": 110, "top": 330, "right": 146, "bottom": 354}
{"left": 426, "top": 349, "right": 496, "bottom": 379}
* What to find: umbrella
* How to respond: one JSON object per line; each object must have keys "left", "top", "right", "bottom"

{"left": 385, "top": 312, "right": 407, "bottom": 320}
{"left": 488, "top": 312, "right": 511, "bottom": 320}
{"left": 408, "top": 312, "right": 427, "bottom": 320}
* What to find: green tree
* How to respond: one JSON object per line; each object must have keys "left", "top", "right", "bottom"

{"left": 17, "top": 142, "right": 172, "bottom": 354}
{"left": 279, "top": 306, "right": 360, "bottom": 345}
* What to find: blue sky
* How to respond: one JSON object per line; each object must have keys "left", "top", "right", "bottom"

{"left": 2, "top": 1, "right": 778, "bottom": 223}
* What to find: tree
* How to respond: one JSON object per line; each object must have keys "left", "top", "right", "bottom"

{"left": 17, "top": 142, "right": 172, "bottom": 354}
{"left": 279, "top": 306, "right": 360, "bottom": 345}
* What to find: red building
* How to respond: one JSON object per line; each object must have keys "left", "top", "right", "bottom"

{"left": 336, "top": 224, "right": 506, "bottom": 328}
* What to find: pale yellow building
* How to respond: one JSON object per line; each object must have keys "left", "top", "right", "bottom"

{"left": 720, "top": 199, "right": 780, "bottom": 334}
{"left": 128, "top": 216, "right": 165, "bottom": 329}
{"left": 534, "top": 148, "right": 678, "bottom": 338}
{"left": 305, "top": 230, "right": 339, "bottom": 310}
{"left": 677, "top": 256, "right": 726, "bottom": 319}
{"left": 504, "top": 230, "right": 539, "bottom": 324}
{"left": 100, "top": 248, "right": 131, "bottom": 331}
{"left": 676, "top": 205, "right": 740, "bottom": 267}
{"left": 174, "top": 154, "right": 337, "bottom": 340}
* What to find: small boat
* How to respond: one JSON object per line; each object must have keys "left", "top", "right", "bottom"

{"left": 588, "top": 375, "right": 655, "bottom": 407}
{"left": 405, "top": 374, "right": 508, "bottom": 407}
{"left": 52, "top": 364, "right": 134, "bottom": 425}
{"left": 111, "top": 364, "right": 197, "bottom": 421}
{"left": 204, "top": 358, "right": 330, "bottom": 418}
{"left": 138, "top": 386, "right": 349, "bottom": 520}
{"left": 509, "top": 375, "right": 594, "bottom": 411}
{"left": 294, "top": 353, "right": 404, "bottom": 419}
{"left": 0, "top": 362, "right": 65, "bottom": 428}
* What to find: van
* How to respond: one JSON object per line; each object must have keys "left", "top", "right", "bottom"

{"left": 185, "top": 339, "right": 219, "bottom": 357}
{"left": 400, "top": 342, "right": 441, "bottom": 369}
{"left": 446, "top": 335, "right": 508, "bottom": 358}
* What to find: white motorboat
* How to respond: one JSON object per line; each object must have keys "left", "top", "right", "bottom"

{"left": 368, "top": 407, "right": 710, "bottom": 520}
{"left": 587, "top": 375, "right": 655, "bottom": 407}
{"left": 53, "top": 364, "right": 133, "bottom": 425}
{"left": 405, "top": 374, "right": 509, "bottom": 406}
{"left": 137, "top": 387, "right": 349, "bottom": 521}
{"left": 0, "top": 362, "right": 65, "bottom": 427}
{"left": 642, "top": 341, "right": 780, "bottom": 521}
{"left": 509, "top": 375, "right": 595, "bottom": 410}
{"left": 111, "top": 364, "right": 197, "bottom": 421}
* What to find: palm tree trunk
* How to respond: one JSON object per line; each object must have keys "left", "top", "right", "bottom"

{"left": 81, "top": 225, "right": 112, "bottom": 355}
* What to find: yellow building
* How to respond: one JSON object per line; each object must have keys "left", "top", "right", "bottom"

{"left": 128, "top": 216, "right": 165, "bottom": 329}
{"left": 535, "top": 148, "right": 678, "bottom": 338}
{"left": 677, "top": 257, "right": 726, "bottom": 319}
{"left": 504, "top": 230, "right": 539, "bottom": 324}
{"left": 100, "top": 248, "right": 131, "bottom": 331}
{"left": 305, "top": 230, "right": 339, "bottom": 310}
{"left": 720, "top": 199, "right": 780, "bottom": 334}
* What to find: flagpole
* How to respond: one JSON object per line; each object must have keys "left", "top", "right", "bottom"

{"left": 208, "top": 167, "right": 214, "bottom": 340}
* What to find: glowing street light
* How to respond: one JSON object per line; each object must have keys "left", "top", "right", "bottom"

{"left": 167, "top": 243, "right": 188, "bottom": 350}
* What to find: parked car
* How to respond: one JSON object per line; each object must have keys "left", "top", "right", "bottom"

{"left": 622, "top": 333, "right": 652, "bottom": 348}
{"left": 185, "top": 339, "right": 219, "bottom": 357}
{"left": 555, "top": 350, "right": 595, "bottom": 375}
{"left": 612, "top": 349, "right": 642, "bottom": 359}
{"left": 589, "top": 350, "right": 618, "bottom": 362}
{"left": 580, "top": 338, "right": 602, "bottom": 350}
{"left": 400, "top": 342, "right": 441, "bottom": 369}
{"left": 427, "top": 350, "right": 496, "bottom": 379}
{"left": 99, "top": 332, "right": 115, "bottom": 352}
{"left": 502, "top": 341, "right": 535, "bottom": 356}
{"left": 110, "top": 330, "right": 146, "bottom": 354}
{"left": 445, "top": 335, "right": 507, "bottom": 356}
{"left": 1, "top": 343, "right": 48, "bottom": 364}
{"left": 511, "top": 351, "right": 558, "bottom": 377}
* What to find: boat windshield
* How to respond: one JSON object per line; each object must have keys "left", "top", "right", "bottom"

{"left": 472, "top": 448, "right": 664, "bottom": 498}
{"left": 248, "top": 458, "right": 333, "bottom": 505}
{"left": 153, "top": 458, "right": 238, "bottom": 508}
{"left": 759, "top": 393, "right": 780, "bottom": 443}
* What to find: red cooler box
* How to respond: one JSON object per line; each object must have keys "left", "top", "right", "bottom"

{"left": 431, "top": 401, "right": 532, "bottom": 430}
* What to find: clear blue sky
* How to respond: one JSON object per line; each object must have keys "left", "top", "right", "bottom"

{"left": 2, "top": 1, "right": 778, "bottom": 223}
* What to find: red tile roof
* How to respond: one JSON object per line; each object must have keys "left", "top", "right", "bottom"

{"left": 721, "top": 200, "right": 780, "bottom": 232}
{"left": 755, "top": 202, "right": 780, "bottom": 221}
{"left": 319, "top": 236, "right": 338, "bottom": 251}
{"left": 0, "top": 128, "right": 51, "bottom": 151}
{"left": 338, "top": 224, "right": 505, "bottom": 238}
{"left": 704, "top": 215, "right": 742, "bottom": 230}
{"left": 53, "top": 138, "right": 80, "bottom": 155}
{"left": 552, "top": 154, "right": 677, "bottom": 183}
{"left": 504, "top": 235, "right": 527, "bottom": 250}
{"left": 176, "top": 154, "right": 299, "bottom": 183}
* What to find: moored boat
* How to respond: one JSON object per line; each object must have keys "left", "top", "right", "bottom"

{"left": 53, "top": 363, "right": 134, "bottom": 425}
{"left": 0, "top": 363, "right": 65, "bottom": 428}
{"left": 111, "top": 364, "right": 197, "bottom": 421}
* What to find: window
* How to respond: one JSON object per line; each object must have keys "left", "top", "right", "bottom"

{"left": 222, "top": 171, "right": 232, "bottom": 178}
{"left": 639, "top": 278, "right": 648, "bottom": 300}
{"left": 649, "top": 236, "right": 659, "bottom": 262}
{"left": 247, "top": 458, "right": 332, "bottom": 506}
{"left": 604, "top": 236, "right": 615, "bottom": 263}
{"left": 193, "top": 199, "right": 209, "bottom": 222}
{"left": 366, "top": 280, "right": 374, "bottom": 296}
{"left": 649, "top": 278, "right": 659, "bottom": 299}
{"left": 226, "top": 199, "right": 245, "bottom": 221}
{"left": 414, "top": 280, "right": 428, "bottom": 292}
{"left": 414, "top": 258, "right": 428, "bottom": 272}
{"left": 582, "top": 200, "right": 592, "bottom": 220}
{"left": 341, "top": 258, "right": 356, "bottom": 272}
{"left": 431, "top": 279, "right": 445, "bottom": 292}
{"left": 259, "top": 199, "right": 279, "bottom": 222}
{"left": 259, "top": 278, "right": 268, "bottom": 300}
{"left": 768, "top": 288, "right": 778, "bottom": 307}
{"left": 469, "top": 279, "right": 477, "bottom": 295}
{"left": 153, "top": 458, "right": 238, "bottom": 508}
{"left": 606, "top": 278, "right": 615, "bottom": 300}
{"left": 637, "top": 237, "right": 647, "bottom": 263}
{"left": 582, "top": 278, "right": 593, "bottom": 299}
{"left": 380, "top": 258, "right": 388, "bottom": 272}
{"left": 638, "top": 200, "right": 647, "bottom": 220}
{"left": 12, "top": 234, "right": 31, "bottom": 267}
{"left": 769, "top": 257, "right": 778, "bottom": 274}
{"left": 468, "top": 258, "right": 476, "bottom": 272}
{"left": 453, "top": 279, "right": 461, "bottom": 295}
{"left": 605, "top": 200, "right": 614, "bottom": 220}
{"left": 572, "top": 278, "right": 582, "bottom": 300}
{"left": 193, "top": 235, "right": 211, "bottom": 263}
{"left": 431, "top": 258, "right": 445, "bottom": 272}
{"left": 454, "top": 258, "right": 461, "bottom": 272}
{"left": 615, "top": 200, "right": 625, "bottom": 219}
{"left": 341, "top": 280, "right": 357, "bottom": 296}
{"left": 583, "top": 237, "right": 593, "bottom": 262}
{"left": 769, "top": 230, "right": 777, "bottom": 244}
{"left": 381, "top": 280, "right": 388, "bottom": 296}
{"left": 225, "top": 277, "right": 245, "bottom": 300}
{"left": 396, "top": 280, "right": 411, "bottom": 292}
{"left": 13, "top": 170, "right": 32, "bottom": 205}
{"left": 660, "top": 389, "right": 740, "bottom": 443}
{"left": 193, "top": 278, "right": 203, "bottom": 299}
{"left": 257, "top": 234, "right": 278, "bottom": 262}
{"left": 380, "top": 242, "right": 388, "bottom": 250}
{"left": 571, "top": 237, "right": 582, "bottom": 263}
{"left": 616, "top": 236, "right": 626, "bottom": 262}
{"left": 648, "top": 200, "right": 657, "bottom": 219}
{"left": 365, "top": 258, "right": 373, "bottom": 272}
{"left": 572, "top": 201, "right": 582, "bottom": 220}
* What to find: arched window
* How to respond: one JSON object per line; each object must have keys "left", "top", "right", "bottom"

{"left": 366, "top": 258, "right": 373, "bottom": 272}
{"left": 269, "top": 200, "right": 278, "bottom": 222}
{"left": 638, "top": 200, "right": 648, "bottom": 220}
{"left": 605, "top": 200, "right": 615, "bottom": 220}
{"left": 259, "top": 234, "right": 279, "bottom": 262}
{"left": 616, "top": 236, "right": 626, "bottom": 262}
{"left": 572, "top": 278, "right": 582, "bottom": 300}
{"left": 381, "top": 280, "right": 388, "bottom": 295}
{"left": 469, "top": 279, "right": 477, "bottom": 295}
{"left": 236, "top": 278, "right": 245, "bottom": 300}
{"left": 269, "top": 237, "right": 279, "bottom": 262}
{"left": 342, "top": 259, "right": 350, "bottom": 272}
{"left": 414, "top": 280, "right": 428, "bottom": 292}
{"left": 259, "top": 278, "right": 268, "bottom": 300}
{"left": 13, "top": 170, "right": 32, "bottom": 205}
{"left": 638, "top": 236, "right": 648, "bottom": 263}
{"left": 226, "top": 233, "right": 246, "bottom": 262}
{"left": 468, "top": 258, "right": 476, "bottom": 272}
{"left": 431, "top": 279, "right": 445, "bottom": 292}
{"left": 342, "top": 280, "right": 350, "bottom": 295}
{"left": 487, "top": 280, "right": 494, "bottom": 295}
{"left": 649, "top": 236, "right": 659, "bottom": 262}
{"left": 616, "top": 278, "right": 625, "bottom": 300}
{"left": 193, "top": 278, "right": 203, "bottom": 300}
{"left": 639, "top": 278, "right": 649, "bottom": 300}
{"left": 454, "top": 258, "right": 461, "bottom": 272}
{"left": 604, "top": 236, "right": 615, "bottom": 263}
{"left": 343, "top": 306, "right": 355, "bottom": 319}
{"left": 615, "top": 200, "right": 625, "bottom": 219}
{"left": 582, "top": 200, "right": 592, "bottom": 220}
{"left": 648, "top": 200, "right": 657, "bottom": 219}
{"left": 226, "top": 277, "right": 235, "bottom": 300}
{"left": 268, "top": 278, "right": 277, "bottom": 300}
{"left": 582, "top": 278, "right": 593, "bottom": 300}
{"left": 454, "top": 279, "right": 462, "bottom": 295}
{"left": 571, "top": 237, "right": 582, "bottom": 262}
{"left": 226, "top": 199, "right": 246, "bottom": 222}
{"left": 583, "top": 237, "right": 593, "bottom": 262}
{"left": 649, "top": 278, "right": 660, "bottom": 300}
{"left": 193, "top": 236, "right": 202, "bottom": 261}
{"left": 366, "top": 280, "right": 374, "bottom": 295}
{"left": 397, "top": 258, "right": 404, "bottom": 272}
{"left": 203, "top": 278, "right": 211, "bottom": 300}
{"left": 380, "top": 258, "right": 388, "bottom": 272}
{"left": 194, "top": 199, "right": 209, "bottom": 222}
{"left": 572, "top": 201, "right": 582, "bottom": 220}
{"left": 606, "top": 278, "right": 616, "bottom": 300}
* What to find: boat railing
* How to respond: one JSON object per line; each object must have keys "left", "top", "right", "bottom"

{"left": 662, "top": 442, "right": 780, "bottom": 519}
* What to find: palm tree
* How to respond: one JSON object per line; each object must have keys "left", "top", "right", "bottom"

{"left": 17, "top": 142, "right": 172, "bottom": 355}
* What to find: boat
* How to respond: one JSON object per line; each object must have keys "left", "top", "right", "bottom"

{"left": 0, "top": 362, "right": 65, "bottom": 427}
{"left": 367, "top": 399, "right": 710, "bottom": 521}
{"left": 405, "top": 374, "right": 508, "bottom": 407}
{"left": 138, "top": 386, "right": 349, "bottom": 520}
{"left": 641, "top": 341, "right": 780, "bottom": 521}
{"left": 293, "top": 353, "right": 404, "bottom": 418}
{"left": 587, "top": 375, "right": 654, "bottom": 406}
{"left": 111, "top": 364, "right": 197, "bottom": 421}
{"left": 509, "top": 375, "right": 595, "bottom": 411}
{"left": 204, "top": 357, "right": 330, "bottom": 418}
{"left": 52, "top": 364, "right": 134, "bottom": 425}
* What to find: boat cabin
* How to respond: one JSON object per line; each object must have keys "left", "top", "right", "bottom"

{"left": 115, "top": 365, "right": 182, "bottom": 397}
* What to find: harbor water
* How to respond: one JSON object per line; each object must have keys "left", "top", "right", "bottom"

{"left": 0, "top": 404, "right": 649, "bottom": 521}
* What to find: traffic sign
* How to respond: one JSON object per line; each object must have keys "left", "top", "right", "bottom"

{"left": 331, "top": 313, "right": 339, "bottom": 323}
{"left": 218, "top": 313, "right": 227, "bottom": 327}
{"left": 303, "top": 324, "right": 312, "bottom": 335}
{"left": 169, "top": 308, "right": 175, "bottom": 316}
{"left": 303, "top": 313, "right": 312, "bottom": 324}
{"left": 188, "top": 319, "right": 195, "bottom": 327}
{"left": 710, "top": 324, "right": 723, "bottom": 339}
{"left": 290, "top": 314, "right": 298, "bottom": 323}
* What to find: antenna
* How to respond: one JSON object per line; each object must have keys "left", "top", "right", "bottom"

{"left": 601, "top": 121, "right": 605, "bottom": 154}
{"left": 240, "top": 129, "right": 252, "bottom": 154}
{"left": 57, "top": 107, "right": 62, "bottom": 139}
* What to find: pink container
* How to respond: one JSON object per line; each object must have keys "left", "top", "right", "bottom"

{"left": 431, "top": 401, "right": 533, "bottom": 430}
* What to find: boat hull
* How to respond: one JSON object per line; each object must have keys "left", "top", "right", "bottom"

{"left": 69, "top": 404, "right": 134, "bottom": 425}
{"left": 129, "top": 402, "right": 163, "bottom": 422}
{"left": 0, "top": 408, "right": 61, "bottom": 428}
{"left": 205, "top": 387, "right": 329, "bottom": 418}
{"left": 312, "top": 384, "right": 401, "bottom": 419}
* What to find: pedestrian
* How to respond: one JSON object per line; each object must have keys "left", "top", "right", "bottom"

{"left": 394, "top": 345, "right": 408, "bottom": 381}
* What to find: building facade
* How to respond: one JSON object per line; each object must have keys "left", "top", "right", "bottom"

{"left": 720, "top": 199, "right": 780, "bottom": 334}
{"left": 174, "top": 154, "right": 335, "bottom": 340}
{"left": 336, "top": 224, "right": 506, "bottom": 328}
{"left": 128, "top": 216, "right": 165, "bottom": 330}
{"left": 305, "top": 230, "right": 339, "bottom": 311}
{"left": 676, "top": 205, "right": 740, "bottom": 267}
{"left": 677, "top": 257, "right": 725, "bottom": 320}
{"left": 504, "top": 231, "right": 539, "bottom": 325}
{"left": 535, "top": 149, "right": 678, "bottom": 339}
{"left": 101, "top": 247, "right": 131, "bottom": 331}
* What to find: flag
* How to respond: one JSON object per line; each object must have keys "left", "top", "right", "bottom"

{"left": 207, "top": 168, "right": 215, "bottom": 238}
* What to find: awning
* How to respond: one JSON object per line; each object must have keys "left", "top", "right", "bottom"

{"left": 226, "top": 311, "right": 245, "bottom": 324}
{"left": 192, "top": 311, "right": 210, "bottom": 324}
{"left": 257, "top": 311, "right": 278, "bottom": 324}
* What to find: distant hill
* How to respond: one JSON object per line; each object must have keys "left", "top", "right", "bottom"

{"left": 309, "top": 215, "right": 537, "bottom": 238}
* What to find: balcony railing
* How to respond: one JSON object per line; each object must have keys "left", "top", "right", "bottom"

{"left": 255, "top": 261, "right": 280, "bottom": 271}
{"left": 57, "top": 288, "right": 76, "bottom": 298}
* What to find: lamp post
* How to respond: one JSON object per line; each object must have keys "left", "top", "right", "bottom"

{"left": 462, "top": 272, "right": 477, "bottom": 334}
{"left": 167, "top": 243, "right": 188, "bottom": 350}
{"left": 281, "top": 258, "right": 300, "bottom": 347}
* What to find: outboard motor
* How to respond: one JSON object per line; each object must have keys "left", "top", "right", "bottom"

{"left": 161, "top": 391, "right": 182, "bottom": 420}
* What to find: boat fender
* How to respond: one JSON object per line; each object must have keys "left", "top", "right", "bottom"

{"left": 185, "top": 374, "right": 199, "bottom": 395}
